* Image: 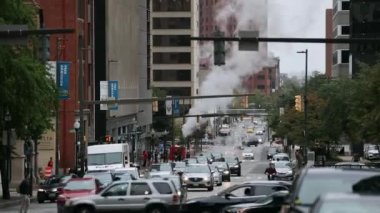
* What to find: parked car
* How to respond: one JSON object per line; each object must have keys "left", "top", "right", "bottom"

{"left": 182, "top": 181, "right": 291, "bottom": 213}
{"left": 222, "top": 190, "right": 289, "bottom": 213}
{"left": 60, "top": 179, "right": 180, "bottom": 213}
{"left": 182, "top": 164, "right": 214, "bottom": 191}
{"left": 153, "top": 175, "right": 188, "bottom": 205}
{"left": 37, "top": 175, "right": 76, "bottom": 203}
{"left": 225, "top": 157, "right": 241, "bottom": 176}
{"left": 57, "top": 177, "right": 102, "bottom": 213}
{"left": 212, "top": 161, "right": 231, "bottom": 181}
{"left": 271, "top": 153, "right": 290, "bottom": 163}
{"left": 281, "top": 167, "right": 380, "bottom": 213}
{"left": 310, "top": 193, "right": 380, "bottom": 213}
{"left": 242, "top": 148, "right": 254, "bottom": 160}
{"left": 364, "top": 145, "right": 380, "bottom": 160}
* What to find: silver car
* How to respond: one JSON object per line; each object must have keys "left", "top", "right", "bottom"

{"left": 273, "top": 161, "right": 294, "bottom": 181}
{"left": 149, "top": 163, "right": 174, "bottom": 178}
{"left": 182, "top": 164, "right": 214, "bottom": 191}
{"left": 61, "top": 180, "right": 180, "bottom": 213}
{"left": 210, "top": 164, "right": 223, "bottom": 186}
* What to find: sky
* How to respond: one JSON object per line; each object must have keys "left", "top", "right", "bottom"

{"left": 268, "top": 0, "right": 332, "bottom": 77}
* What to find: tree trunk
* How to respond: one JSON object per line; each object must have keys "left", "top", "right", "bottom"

{"left": 0, "top": 159, "right": 10, "bottom": 199}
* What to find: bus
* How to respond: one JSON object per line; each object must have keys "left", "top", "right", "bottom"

{"left": 87, "top": 143, "right": 131, "bottom": 172}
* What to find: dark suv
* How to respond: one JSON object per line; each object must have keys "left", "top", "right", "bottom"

{"left": 282, "top": 167, "right": 380, "bottom": 213}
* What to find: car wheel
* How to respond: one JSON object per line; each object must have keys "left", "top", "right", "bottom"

{"left": 217, "top": 182, "right": 222, "bottom": 186}
{"left": 75, "top": 206, "right": 93, "bottom": 213}
{"left": 147, "top": 205, "right": 165, "bottom": 213}
{"left": 237, "top": 171, "right": 241, "bottom": 176}
{"left": 37, "top": 195, "right": 44, "bottom": 204}
{"left": 207, "top": 186, "right": 214, "bottom": 191}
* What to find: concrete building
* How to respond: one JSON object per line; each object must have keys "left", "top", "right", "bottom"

{"left": 331, "top": 0, "right": 351, "bottom": 78}
{"left": 150, "top": 0, "right": 200, "bottom": 100}
{"left": 94, "top": 0, "right": 152, "bottom": 160}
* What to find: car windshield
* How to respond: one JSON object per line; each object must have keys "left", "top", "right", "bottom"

{"left": 274, "top": 162, "right": 291, "bottom": 168}
{"left": 297, "top": 172, "right": 380, "bottom": 205}
{"left": 150, "top": 164, "right": 172, "bottom": 172}
{"left": 87, "top": 152, "right": 123, "bottom": 165}
{"left": 174, "top": 162, "right": 186, "bottom": 168}
{"left": 84, "top": 173, "right": 113, "bottom": 185}
{"left": 318, "top": 199, "right": 380, "bottom": 213}
{"left": 213, "top": 162, "right": 227, "bottom": 169}
{"left": 65, "top": 179, "right": 95, "bottom": 191}
{"left": 185, "top": 166, "right": 210, "bottom": 173}
{"left": 274, "top": 155, "right": 289, "bottom": 161}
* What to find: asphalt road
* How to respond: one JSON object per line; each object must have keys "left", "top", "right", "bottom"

{"left": 2, "top": 120, "right": 271, "bottom": 213}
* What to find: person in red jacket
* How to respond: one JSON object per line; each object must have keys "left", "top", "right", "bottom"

{"left": 143, "top": 150, "right": 148, "bottom": 167}
{"left": 47, "top": 157, "right": 53, "bottom": 168}
{"left": 264, "top": 163, "right": 277, "bottom": 180}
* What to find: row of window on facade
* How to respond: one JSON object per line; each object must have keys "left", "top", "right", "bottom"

{"left": 152, "top": 0, "right": 191, "bottom": 12}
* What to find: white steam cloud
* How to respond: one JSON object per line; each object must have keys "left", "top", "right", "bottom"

{"left": 182, "top": 0, "right": 275, "bottom": 137}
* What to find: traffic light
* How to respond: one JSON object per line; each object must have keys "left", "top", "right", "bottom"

{"left": 214, "top": 30, "right": 225, "bottom": 66}
{"left": 152, "top": 99, "right": 158, "bottom": 112}
{"left": 295, "top": 95, "right": 303, "bottom": 112}
{"left": 105, "top": 135, "right": 112, "bottom": 143}
{"left": 39, "top": 34, "right": 50, "bottom": 62}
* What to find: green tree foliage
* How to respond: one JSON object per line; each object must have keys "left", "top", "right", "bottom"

{"left": 0, "top": 0, "right": 58, "bottom": 199}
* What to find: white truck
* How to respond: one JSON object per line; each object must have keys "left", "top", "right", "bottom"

{"left": 219, "top": 124, "right": 231, "bottom": 136}
{"left": 87, "top": 143, "right": 131, "bottom": 172}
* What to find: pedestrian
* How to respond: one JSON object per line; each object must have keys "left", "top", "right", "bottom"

{"left": 143, "top": 150, "right": 148, "bottom": 167}
{"left": 154, "top": 149, "right": 158, "bottom": 163}
{"left": 147, "top": 151, "right": 152, "bottom": 166}
{"left": 47, "top": 157, "right": 53, "bottom": 168}
{"left": 17, "top": 176, "right": 31, "bottom": 213}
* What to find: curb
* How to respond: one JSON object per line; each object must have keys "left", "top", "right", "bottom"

{"left": 0, "top": 197, "right": 37, "bottom": 209}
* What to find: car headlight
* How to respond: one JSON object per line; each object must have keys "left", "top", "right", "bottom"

{"left": 223, "top": 170, "right": 230, "bottom": 174}
{"left": 233, "top": 165, "right": 239, "bottom": 168}
{"left": 287, "top": 170, "right": 293, "bottom": 174}
{"left": 183, "top": 176, "right": 189, "bottom": 181}
{"left": 51, "top": 188, "right": 57, "bottom": 192}
{"left": 38, "top": 189, "right": 45, "bottom": 192}
{"left": 204, "top": 176, "right": 210, "bottom": 181}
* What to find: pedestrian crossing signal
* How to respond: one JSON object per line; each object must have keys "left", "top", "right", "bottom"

{"left": 295, "top": 95, "right": 303, "bottom": 112}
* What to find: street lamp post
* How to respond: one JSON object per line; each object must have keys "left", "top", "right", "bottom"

{"left": 74, "top": 120, "right": 80, "bottom": 172}
{"left": 297, "top": 49, "right": 308, "bottom": 160}
{"left": 163, "top": 130, "right": 168, "bottom": 162}
{"left": 2, "top": 110, "right": 12, "bottom": 199}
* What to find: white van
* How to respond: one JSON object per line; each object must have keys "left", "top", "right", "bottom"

{"left": 87, "top": 143, "right": 130, "bottom": 172}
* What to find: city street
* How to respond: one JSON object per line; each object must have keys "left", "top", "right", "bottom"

{"left": 2, "top": 121, "right": 271, "bottom": 213}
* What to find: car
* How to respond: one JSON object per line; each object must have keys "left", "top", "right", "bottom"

{"left": 271, "top": 153, "right": 290, "bottom": 163}
{"left": 113, "top": 167, "right": 140, "bottom": 179}
{"left": 222, "top": 190, "right": 289, "bottom": 213}
{"left": 57, "top": 177, "right": 102, "bottom": 213}
{"left": 151, "top": 175, "right": 188, "bottom": 205}
{"left": 212, "top": 161, "right": 231, "bottom": 182}
{"left": 210, "top": 164, "right": 223, "bottom": 186}
{"left": 267, "top": 147, "right": 279, "bottom": 160}
{"left": 212, "top": 153, "right": 225, "bottom": 162}
{"left": 273, "top": 161, "right": 294, "bottom": 181}
{"left": 225, "top": 157, "right": 241, "bottom": 176}
{"left": 182, "top": 164, "right": 214, "bottom": 191}
{"left": 310, "top": 193, "right": 380, "bottom": 213}
{"left": 148, "top": 163, "right": 174, "bottom": 177}
{"left": 242, "top": 148, "right": 254, "bottom": 160}
{"left": 83, "top": 171, "right": 115, "bottom": 188}
{"left": 61, "top": 179, "right": 180, "bottom": 213}
{"left": 196, "top": 156, "right": 210, "bottom": 164}
{"left": 281, "top": 167, "right": 380, "bottom": 213}
{"left": 37, "top": 175, "right": 76, "bottom": 203}
{"left": 182, "top": 181, "right": 291, "bottom": 213}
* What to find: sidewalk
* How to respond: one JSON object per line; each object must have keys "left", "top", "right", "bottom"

{"left": 0, "top": 188, "right": 37, "bottom": 209}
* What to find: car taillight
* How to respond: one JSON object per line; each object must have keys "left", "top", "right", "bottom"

{"left": 172, "top": 193, "right": 180, "bottom": 203}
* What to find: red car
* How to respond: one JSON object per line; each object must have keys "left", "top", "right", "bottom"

{"left": 57, "top": 177, "right": 101, "bottom": 213}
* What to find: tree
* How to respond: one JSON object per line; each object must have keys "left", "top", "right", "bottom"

{"left": 0, "top": 0, "right": 58, "bottom": 199}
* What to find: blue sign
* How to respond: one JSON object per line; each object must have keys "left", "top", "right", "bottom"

{"left": 173, "top": 98, "right": 180, "bottom": 115}
{"left": 108, "top": 80, "right": 119, "bottom": 110}
{"left": 56, "top": 61, "right": 70, "bottom": 100}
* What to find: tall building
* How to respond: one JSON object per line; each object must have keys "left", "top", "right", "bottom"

{"left": 35, "top": 0, "right": 94, "bottom": 170}
{"left": 150, "top": 0, "right": 200, "bottom": 99}
{"left": 93, "top": 0, "right": 152, "bottom": 158}
{"left": 331, "top": 0, "right": 351, "bottom": 78}
{"left": 325, "top": 9, "right": 334, "bottom": 79}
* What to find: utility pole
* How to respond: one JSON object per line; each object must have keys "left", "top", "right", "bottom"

{"left": 79, "top": 37, "right": 85, "bottom": 177}
{"left": 297, "top": 49, "right": 308, "bottom": 159}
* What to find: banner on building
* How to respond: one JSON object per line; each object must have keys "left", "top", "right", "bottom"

{"left": 173, "top": 98, "right": 180, "bottom": 116}
{"left": 108, "top": 80, "right": 119, "bottom": 110}
{"left": 100, "top": 81, "right": 109, "bottom": 110}
{"left": 165, "top": 96, "right": 172, "bottom": 115}
{"left": 56, "top": 61, "right": 71, "bottom": 100}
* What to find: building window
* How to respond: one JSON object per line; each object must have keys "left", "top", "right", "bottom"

{"left": 153, "top": 70, "right": 191, "bottom": 81}
{"left": 341, "top": 50, "right": 350, "bottom": 63}
{"left": 153, "top": 18, "right": 191, "bottom": 29}
{"left": 152, "top": 0, "right": 191, "bottom": 12}
{"left": 257, "top": 85, "right": 265, "bottom": 90}
{"left": 153, "top": 52, "right": 191, "bottom": 64}
{"left": 257, "top": 75, "right": 265, "bottom": 80}
{"left": 341, "top": 25, "right": 350, "bottom": 35}
{"left": 77, "top": 0, "right": 85, "bottom": 19}
{"left": 341, "top": 1, "right": 350, "bottom": 11}
{"left": 153, "top": 35, "right": 191, "bottom": 47}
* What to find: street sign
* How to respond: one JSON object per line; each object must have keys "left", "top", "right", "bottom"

{"left": 238, "top": 31, "right": 259, "bottom": 51}
{"left": 165, "top": 96, "right": 172, "bottom": 115}
{"left": 173, "top": 98, "right": 180, "bottom": 116}
{"left": 100, "top": 81, "right": 108, "bottom": 110}
{"left": 108, "top": 81, "right": 119, "bottom": 110}
{"left": 56, "top": 61, "right": 71, "bottom": 100}
{"left": 0, "top": 25, "right": 28, "bottom": 45}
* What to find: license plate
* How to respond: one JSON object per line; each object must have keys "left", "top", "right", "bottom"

{"left": 193, "top": 184, "right": 199, "bottom": 187}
